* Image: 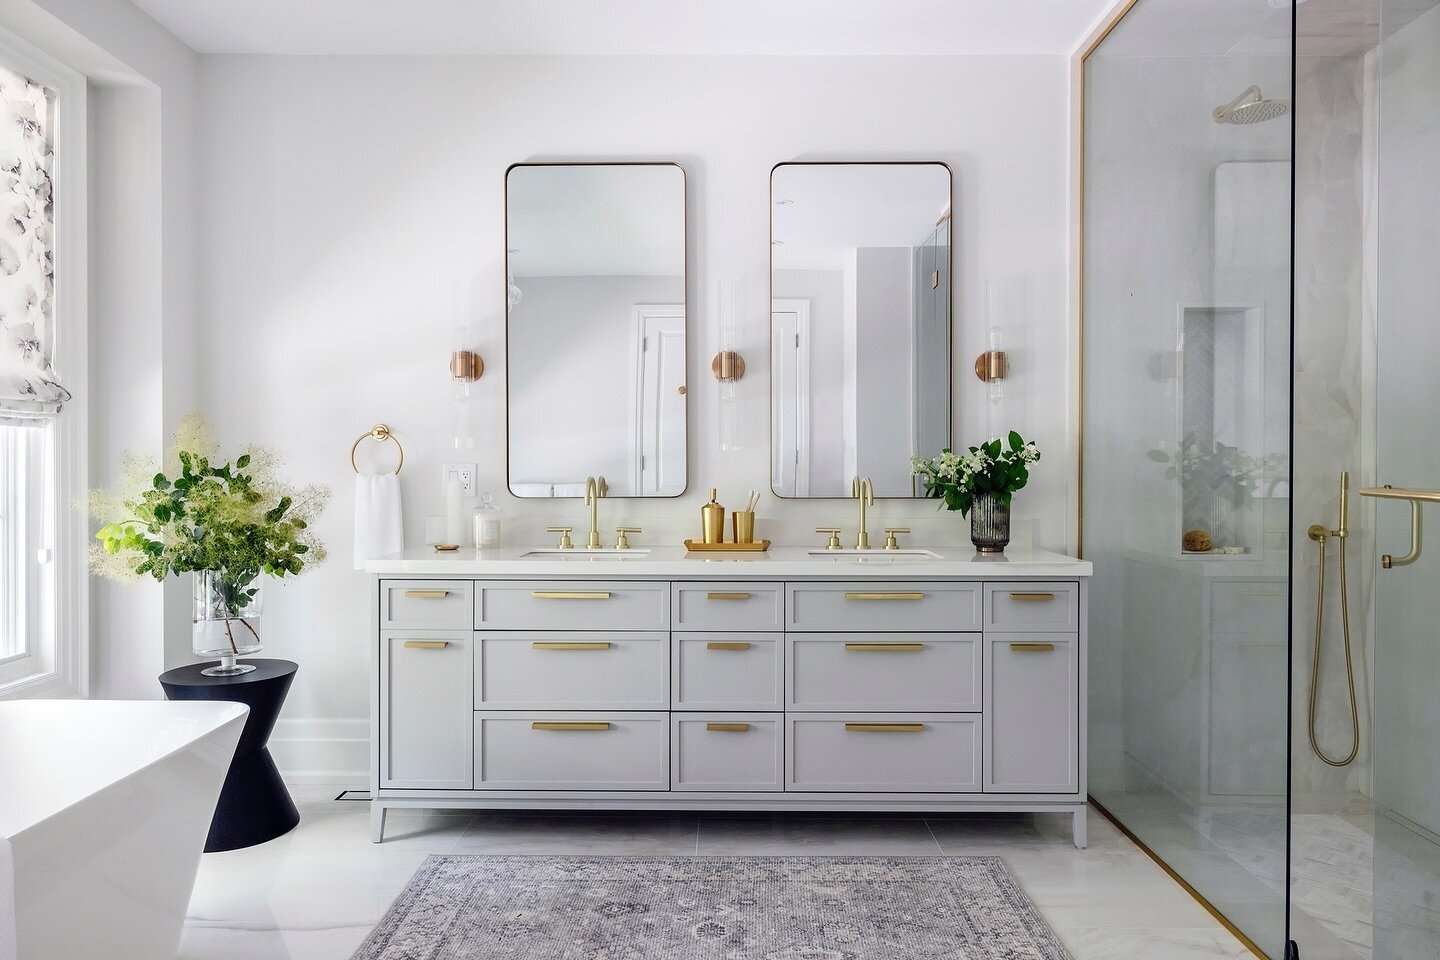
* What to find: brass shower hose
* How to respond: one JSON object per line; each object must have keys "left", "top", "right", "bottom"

{"left": 1307, "top": 521, "right": 1360, "bottom": 767}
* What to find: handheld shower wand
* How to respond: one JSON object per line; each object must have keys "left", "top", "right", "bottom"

{"left": 1306, "top": 471, "right": 1360, "bottom": 767}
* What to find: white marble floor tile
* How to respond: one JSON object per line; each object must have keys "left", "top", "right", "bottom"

{"left": 177, "top": 796, "right": 1254, "bottom": 960}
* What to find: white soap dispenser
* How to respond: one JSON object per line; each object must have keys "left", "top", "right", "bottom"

{"left": 472, "top": 493, "right": 502, "bottom": 550}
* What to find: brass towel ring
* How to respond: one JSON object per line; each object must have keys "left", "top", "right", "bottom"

{"left": 350, "top": 424, "right": 404, "bottom": 475}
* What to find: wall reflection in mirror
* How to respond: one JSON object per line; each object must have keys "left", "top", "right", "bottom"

{"left": 770, "top": 162, "right": 952, "bottom": 499}
{"left": 506, "top": 163, "right": 687, "bottom": 498}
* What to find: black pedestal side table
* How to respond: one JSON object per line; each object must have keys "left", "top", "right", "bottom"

{"left": 159, "top": 658, "right": 301, "bottom": 852}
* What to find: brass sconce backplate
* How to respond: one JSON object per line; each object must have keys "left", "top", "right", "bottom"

{"left": 712, "top": 350, "right": 746, "bottom": 382}
{"left": 451, "top": 349, "right": 484, "bottom": 382}
{"left": 974, "top": 349, "right": 1007, "bottom": 382}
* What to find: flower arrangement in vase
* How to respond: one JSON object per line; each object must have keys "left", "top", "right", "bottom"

{"left": 911, "top": 431, "right": 1041, "bottom": 553}
{"left": 90, "top": 415, "right": 330, "bottom": 676}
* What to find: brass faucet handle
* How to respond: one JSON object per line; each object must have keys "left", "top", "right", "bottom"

{"left": 614, "top": 526, "right": 642, "bottom": 550}
{"left": 815, "top": 527, "right": 843, "bottom": 550}
{"left": 883, "top": 527, "right": 911, "bottom": 550}
{"left": 545, "top": 526, "right": 575, "bottom": 549}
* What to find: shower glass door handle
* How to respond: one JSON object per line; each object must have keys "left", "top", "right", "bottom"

{"left": 1359, "top": 486, "right": 1439, "bottom": 568}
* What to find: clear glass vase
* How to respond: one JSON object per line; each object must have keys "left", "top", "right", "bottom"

{"left": 193, "top": 571, "right": 262, "bottom": 676}
{"left": 969, "top": 493, "right": 1012, "bottom": 554}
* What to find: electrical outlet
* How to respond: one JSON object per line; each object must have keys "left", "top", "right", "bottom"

{"left": 442, "top": 463, "right": 477, "bottom": 496}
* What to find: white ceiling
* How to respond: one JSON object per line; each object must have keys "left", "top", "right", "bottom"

{"left": 127, "top": 0, "right": 1118, "bottom": 56}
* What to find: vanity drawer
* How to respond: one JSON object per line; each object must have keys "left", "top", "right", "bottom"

{"left": 474, "top": 581, "right": 669, "bottom": 631}
{"left": 786, "top": 633, "right": 981, "bottom": 712}
{"left": 786, "top": 714, "right": 981, "bottom": 792}
{"left": 786, "top": 582, "right": 980, "bottom": 632}
{"left": 381, "top": 580, "right": 473, "bottom": 630}
{"left": 672, "top": 582, "right": 784, "bottom": 632}
{"left": 475, "top": 631, "right": 668, "bottom": 710}
{"left": 674, "top": 633, "right": 783, "bottom": 710}
{"left": 474, "top": 712, "right": 668, "bottom": 790}
{"left": 984, "top": 582, "right": 1079, "bottom": 633}
{"left": 671, "top": 714, "right": 783, "bottom": 792}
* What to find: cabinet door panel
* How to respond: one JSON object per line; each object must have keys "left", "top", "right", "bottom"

{"left": 380, "top": 632, "right": 473, "bottom": 789}
{"left": 983, "top": 634, "right": 1078, "bottom": 794}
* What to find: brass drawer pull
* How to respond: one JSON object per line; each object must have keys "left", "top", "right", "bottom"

{"left": 531, "top": 721, "right": 611, "bottom": 732}
{"left": 845, "top": 722, "right": 925, "bottom": 733}
{"left": 532, "top": 641, "right": 611, "bottom": 651}
{"left": 403, "top": 590, "right": 450, "bottom": 599}
{"left": 532, "top": 591, "right": 612, "bottom": 600}
{"left": 1010, "top": 642, "right": 1057, "bottom": 652}
{"left": 707, "top": 592, "right": 753, "bottom": 600}
{"left": 844, "top": 642, "right": 924, "bottom": 652}
{"left": 402, "top": 640, "right": 449, "bottom": 650}
{"left": 706, "top": 722, "right": 750, "bottom": 732}
{"left": 1008, "top": 592, "right": 1055, "bottom": 602}
{"left": 707, "top": 641, "right": 751, "bottom": 651}
{"left": 845, "top": 592, "right": 924, "bottom": 601}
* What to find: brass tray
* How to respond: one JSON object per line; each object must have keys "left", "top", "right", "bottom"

{"left": 684, "top": 539, "right": 771, "bottom": 553}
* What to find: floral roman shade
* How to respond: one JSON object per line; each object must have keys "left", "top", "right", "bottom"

{"left": 0, "top": 63, "right": 66, "bottom": 425}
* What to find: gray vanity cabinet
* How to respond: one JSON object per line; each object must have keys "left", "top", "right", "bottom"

{"left": 371, "top": 573, "right": 1088, "bottom": 848}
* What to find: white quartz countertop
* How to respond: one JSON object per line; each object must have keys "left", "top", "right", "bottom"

{"left": 367, "top": 544, "right": 1091, "bottom": 578}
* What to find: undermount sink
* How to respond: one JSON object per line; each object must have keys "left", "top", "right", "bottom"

{"left": 519, "top": 548, "right": 652, "bottom": 560}
{"left": 806, "top": 549, "right": 944, "bottom": 561}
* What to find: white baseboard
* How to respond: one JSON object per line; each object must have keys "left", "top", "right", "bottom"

{"left": 269, "top": 717, "right": 368, "bottom": 785}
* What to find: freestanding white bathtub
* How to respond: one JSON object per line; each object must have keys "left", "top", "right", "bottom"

{"left": 0, "top": 699, "right": 247, "bottom": 960}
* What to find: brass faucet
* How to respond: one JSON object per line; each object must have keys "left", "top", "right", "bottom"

{"left": 583, "top": 476, "right": 604, "bottom": 549}
{"left": 851, "top": 476, "right": 874, "bottom": 549}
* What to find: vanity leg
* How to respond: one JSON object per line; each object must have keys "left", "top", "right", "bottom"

{"left": 1072, "top": 807, "right": 1088, "bottom": 849}
{"left": 371, "top": 802, "right": 388, "bottom": 844}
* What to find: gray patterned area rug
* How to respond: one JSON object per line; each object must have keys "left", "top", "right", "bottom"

{"left": 352, "top": 855, "right": 1073, "bottom": 959}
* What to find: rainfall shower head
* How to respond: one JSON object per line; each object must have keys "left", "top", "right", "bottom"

{"left": 1213, "top": 85, "right": 1291, "bottom": 125}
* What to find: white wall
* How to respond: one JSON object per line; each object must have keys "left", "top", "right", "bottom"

{"left": 195, "top": 53, "right": 1071, "bottom": 780}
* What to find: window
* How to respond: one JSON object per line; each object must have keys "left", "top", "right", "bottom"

{"left": 0, "top": 35, "right": 86, "bottom": 697}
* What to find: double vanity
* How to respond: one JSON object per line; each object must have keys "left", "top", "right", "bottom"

{"left": 366, "top": 161, "right": 1090, "bottom": 846}
{"left": 367, "top": 546, "right": 1092, "bottom": 847}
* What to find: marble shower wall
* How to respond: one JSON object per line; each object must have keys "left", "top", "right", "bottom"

{"left": 1291, "top": 51, "right": 1378, "bottom": 803}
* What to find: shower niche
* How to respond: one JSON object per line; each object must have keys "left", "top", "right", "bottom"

{"left": 1154, "top": 303, "right": 1272, "bottom": 556}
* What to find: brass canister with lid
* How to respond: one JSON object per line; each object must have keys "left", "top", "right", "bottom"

{"left": 701, "top": 488, "right": 725, "bottom": 544}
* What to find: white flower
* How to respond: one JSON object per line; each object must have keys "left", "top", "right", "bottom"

{"left": 961, "top": 450, "right": 988, "bottom": 476}
{"left": 909, "top": 455, "right": 930, "bottom": 476}
{"left": 1020, "top": 442, "right": 1040, "bottom": 463}
{"left": 936, "top": 450, "right": 963, "bottom": 480}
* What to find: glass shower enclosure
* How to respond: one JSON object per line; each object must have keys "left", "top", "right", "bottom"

{"left": 1082, "top": 0, "right": 1440, "bottom": 957}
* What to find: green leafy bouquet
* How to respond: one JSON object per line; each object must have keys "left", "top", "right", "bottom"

{"left": 90, "top": 415, "right": 329, "bottom": 645}
{"left": 911, "top": 430, "right": 1041, "bottom": 517}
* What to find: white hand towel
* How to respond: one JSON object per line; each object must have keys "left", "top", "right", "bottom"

{"left": 355, "top": 473, "right": 404, "bottom": 569}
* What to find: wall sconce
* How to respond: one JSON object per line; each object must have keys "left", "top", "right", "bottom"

{"left": 715, "top": 280, "right": 745, "bottom": 452}
{"left": 974, "top": 327, "right": 1007, "bottom": 405}
{"left": 450, "top": 318, "right": 483, "bottom": 450}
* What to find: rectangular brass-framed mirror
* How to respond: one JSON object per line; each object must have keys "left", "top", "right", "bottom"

{"left": 769, "top": 161, "right": 953, "bottom": 499}
{"left": 506, "top": 162, "right": 688, "bottom": 498}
